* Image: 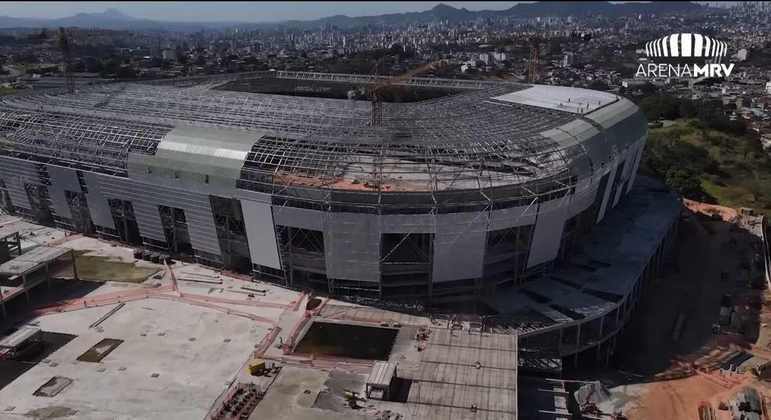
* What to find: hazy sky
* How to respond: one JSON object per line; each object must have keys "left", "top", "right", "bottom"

{"left": 0, "top": 2, "right": 725, "bottom": 23}
{"left": 0, "top": 2, "right": 532, "bottom": 23}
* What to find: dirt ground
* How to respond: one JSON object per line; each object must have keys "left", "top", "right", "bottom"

{"left": 625, "top": 373, "right": 768, "bottom": 420}
{"left": 605, "top": 201, "right": 771, "bottom": 419}
{"left": 51, "top": 251, "right": 161, "bottom": 283}
{"left": 614, "top": 203, "right": 756, "bottom": 375}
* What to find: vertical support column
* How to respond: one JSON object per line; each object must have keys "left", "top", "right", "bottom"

{"left": 574, "top": 323, "right": 582, "bottom": 366}
{"left": 598, "top": 315, "right": 605, "bottom": 341}
{"left": 596, "top": 342, "right": 602, "bottom": 364}
{"left": 71, "top": 249, "right": 79, "bottom": 281}
{"left": 23, "top": 273, "right": 29, "bottom": 303}
{"left": 286, "top": 228, "right": 294, "bottom": 289}
{"left": 14, "top": 232, "right": 20, "bottom": 257}
{"left": 558, "top": 327, "right": 564, "bottom": 355}
{"left": 606, "top": 335, "right": 616, "bottom": 367}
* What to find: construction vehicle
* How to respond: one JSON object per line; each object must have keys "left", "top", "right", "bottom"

{"left": 248, "top": 358, "right": 268, "bottom": 376}
{"left": 344, "top": 389, "right": 366, "bottom": 409}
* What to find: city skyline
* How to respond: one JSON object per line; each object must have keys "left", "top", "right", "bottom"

{"left": 0, "top": 2, "right": 529, "bottom": 23}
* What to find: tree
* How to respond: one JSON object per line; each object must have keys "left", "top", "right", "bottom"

{"left": 587, "top": 80, "right": 609, "bottom": 91}
{"left": 639, "top": 95, "right": 679, "bottom": 121}
{"left": 664, "top": 167, "right": 704, "bottom": 199}
{"left": 678, "top": 99, "right": 698, "bottom": 119}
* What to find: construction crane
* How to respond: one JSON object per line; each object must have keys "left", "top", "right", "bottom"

{"left": 57, "top": 27, "right": 75, "bottom": 94}
{"left": 528, "top": 37, "right": 540, "bottom": 84}
{"left": 367, "top": 59, "right": 447, "bottom": 127}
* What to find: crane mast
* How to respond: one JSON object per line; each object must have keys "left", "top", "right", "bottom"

{"left": 367, "top": 60, "right": 446, "bottom": 127}
{"left": 58, "top": 27, "right": 75, "bottom": 94}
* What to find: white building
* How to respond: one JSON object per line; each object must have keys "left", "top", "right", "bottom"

{"left": 737, "top": 48, "right": 748, "bottom": 61}
{"left": 562, "top": 52, "right": 575, "bottom": 68}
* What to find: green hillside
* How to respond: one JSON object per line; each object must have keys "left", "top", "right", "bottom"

{"left": 641, "top": 119, "right": 771, "bottom": 215}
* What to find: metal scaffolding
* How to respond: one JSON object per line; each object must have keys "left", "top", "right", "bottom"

{"left": 0, "top": 110, "right": 169, "bottom": 176}
{"left": 0, "top": 72, "right": 586, "bottom": 210}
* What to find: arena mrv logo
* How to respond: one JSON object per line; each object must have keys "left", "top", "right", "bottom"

{"left": 635, "top": 33, "right": 735, "bottom": 79}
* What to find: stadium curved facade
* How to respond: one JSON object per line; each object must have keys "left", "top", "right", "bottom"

{"left": 0, "top": 72, "right": 648, "bottom": 303}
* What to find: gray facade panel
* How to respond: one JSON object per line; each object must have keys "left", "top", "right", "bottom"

{"left": 569, "top": 177, "right": 598, "bottom": 218}
{"left": 46, "top": 166, "right": 81, "bottom": 220}
{"left": 612, "top": 158, "right": 630, "bottom": 208}
{"left": 527, "top": 196, "right": 570, "bottom": 268}
{"left": 596, "top": 159, "right": 618, "bottom": 223}
{"left": 82, "top": 172, "right": 116, "bottom": 230}
{"left": 241, "top": 199, "right": 281, "bottom": 270}
{"left": 272, "top": 206, "right": 324, "bottom": 231}
{"left": 324, "top": 213, "right": 381, "bottom": 282}
{"left": 183, "top": 201, "right": 222, "bottom": 256}
{"left": 0, "top": 156, "right": 38, "bottom": 210}
{"left": 488, "top": 203, "right": 538, "bottom": 231}
{"left": 380, "top": 214, "right": 436, "bottom": 233}
{"left": 627, "top": 138, "right": 646, "bottom": 194}
{"left": 132, "top": 201, "right": 166, "bottom": 242}
{"left": 93, "top": 175, "right": 221, "bottom": 255}
{"left": 432, "top": 212, "right": 488, "bottom": 283}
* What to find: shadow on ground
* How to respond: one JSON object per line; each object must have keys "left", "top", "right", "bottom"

{"left": 569, "top": 208, "right": 764, "bottom": 385}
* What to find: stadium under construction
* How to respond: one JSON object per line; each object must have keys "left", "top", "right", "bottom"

{"left": 0, "top": 72, "right": 681, "bottom": 364}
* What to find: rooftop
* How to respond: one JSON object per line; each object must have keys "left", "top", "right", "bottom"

{"left": 0, "top": 72, "right": 643, "bottom": 197}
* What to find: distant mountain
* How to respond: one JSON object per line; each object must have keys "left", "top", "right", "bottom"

{"left": 0, "top": 8, "right": 241, "bottom": 32}
{"left": 267, "top": 2, "right": 709, "bottom": 30}
{"left": 0, "top": 2, "right": 713, "bottom": 32}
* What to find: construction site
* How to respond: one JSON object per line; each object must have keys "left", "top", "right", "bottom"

{"left": 0, "top": 193, "right": 766, "bottom": 420}
{"left": 0, "top": 68, "right": 766, "bottom": 419}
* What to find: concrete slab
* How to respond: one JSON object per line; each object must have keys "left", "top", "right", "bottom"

{"left": 0, "top": 298, "right": 266, "bottom": 420}
{"left": 251, "top": 366, "right": 368, "bottom": 420}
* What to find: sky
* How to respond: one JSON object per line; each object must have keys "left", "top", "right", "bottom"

{"left": 0, "top": 2, "right": 532, "bottom": 23}
{"left": 0, "top": 1, "right": 727, "bottom": 24}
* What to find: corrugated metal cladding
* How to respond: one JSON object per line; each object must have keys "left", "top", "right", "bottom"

{"left": 46, "top": 165, "right": 81, "bottom": 220}
{"left": 0, "top": 156, "right": 39, "bottom": 210}
{"left": 89, "top": 173, "right": 222, "bottom": 256}
{"left": 127, "top": 125, "right": 263, "bottom": 195}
